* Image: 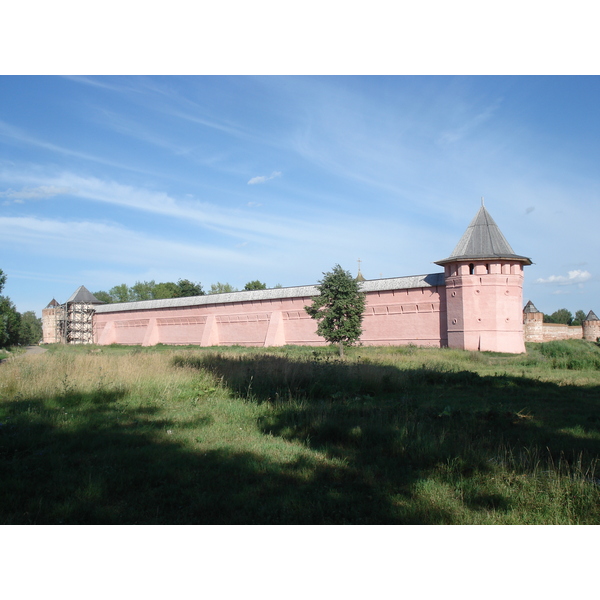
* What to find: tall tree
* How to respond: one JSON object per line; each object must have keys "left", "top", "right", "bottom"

{"left": 572, "top": 310, "right": 587, "bottom": 326}
{"left": 0, "top": 296, "right": 21, "bottom": 347}
{"left": 92, "top": 291, "right": 113, "bottom": 304}
{"left": 0, "top": 270, "right": 21, "bottom": 347}
{"left": 209, "top": 282, "right": 237, "bottom": 295}
{"left": 131, "top": 280, "right": 156, "bottom": 301}
{"left": 544, "top": 308, "right": 573, "bottom": 325}
{"left": 153, "top": 282, "right": 180, "bottom": 299}
{"left": 177, "top": 279, "right": 204, "bottom": 297}
{"left": 305, "top": 264, "right": 366, "bottom": 358}
{"left": 244, "top": 280, "right": 267, "bottom": 291}
{"left": 109, "top": 284, "right": 133, "bottom": 303}
{"left": 19, "top": 311, "right": 42, "bottom": 345}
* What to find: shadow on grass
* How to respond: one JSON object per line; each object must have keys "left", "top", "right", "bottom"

{"left": 0, "top": 388, "right": 438, "bottom": 524}
{"left": 3, "top": 352, "right": 600, "bottom": 524}
{"left": 174, "top": 353, "right": 600, "bottom": 523}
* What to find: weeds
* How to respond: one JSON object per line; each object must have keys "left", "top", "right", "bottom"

{"left": 2, "top": 342, "right": 600, "bottom": 524}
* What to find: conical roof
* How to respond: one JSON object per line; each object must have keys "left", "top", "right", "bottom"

{"left": 45, "top": 298, "right": 60, "bottom": 308}
{"left": 523, "top": 300, "right": 540, "bottom": 313}
{"left": 66, "top": 285, "right": 104, "bottom": 304}
{"left": 436, "top": 205, "right": 532, "bottom": 265}
{"left": 585, "top": 310, "right": 599, "bottom": 321}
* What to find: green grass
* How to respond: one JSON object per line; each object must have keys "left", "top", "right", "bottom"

{"left": 2, "top": 340, "right": 600, "bottom": 524}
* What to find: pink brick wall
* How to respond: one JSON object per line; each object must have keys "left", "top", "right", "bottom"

{"left": 93, "top": 285, "right": 447, "bottom": 348}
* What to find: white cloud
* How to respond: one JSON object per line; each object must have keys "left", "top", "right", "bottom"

{"left": 0, "top": 185, "right": 72, "bottom": 200}
{"left": 0, "top": 215, "right": 259, "bottom": 269}
{"left": 247, "top": 171, "right": 281, "bottom": 185}
{"left": 536, "top": 270, "right": 592, "bottom": 285}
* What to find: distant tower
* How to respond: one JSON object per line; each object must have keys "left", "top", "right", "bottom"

{"left": 435, "top": 204, "right": 532, "bottom": 353}
{"left": 583, "top": 310, "right": 600, "bottom": 342}
{"left": 523, "top": 300, "right": 544, "bottom": 343}
{"left": 42, "top": 299, "right": 61, "bottom": 344}
{"left": 55, "top": 286, "right": 104, "bottom": 344}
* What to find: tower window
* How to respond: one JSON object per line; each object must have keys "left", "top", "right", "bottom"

{"left": 469, "top": 263, "right": 474, "bottom": 275}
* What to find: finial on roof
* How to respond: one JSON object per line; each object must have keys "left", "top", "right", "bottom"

{"left": 481, "top": 196, "right": 485, "bottom": 207}
{"left": 356, "top": 258, "right": 365, "bottom": 282}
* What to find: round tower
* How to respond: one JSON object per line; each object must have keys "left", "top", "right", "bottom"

{"left": 435, "top": 203, "right": 532, "bottom": 353}
{"left": 582, "top": 310, "right": 600, "bottom": 342}
{"left": 523, "top": 300, "right": 544, "bottom": 343}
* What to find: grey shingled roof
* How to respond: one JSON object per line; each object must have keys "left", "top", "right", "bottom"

{"left": 66, "top": 285, "right": 104, "bottom": 304}
{"left": 523, "top": 300, "right": 540, "bottom": 313}
{"left": 585, "top": 310, "right": 599, "bottom": 321}
{"left": 94, "top": 273, "right": 446, "bottom": 314}
{"left": 436, "top": 206, "right": 532, "bottom": 265}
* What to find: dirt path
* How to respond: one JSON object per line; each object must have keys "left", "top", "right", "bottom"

{"left": 23, "top": 345, "right": 48, "bottom": 356}
{"left": 0, "top": 346, "right": 47, "bottom": 364}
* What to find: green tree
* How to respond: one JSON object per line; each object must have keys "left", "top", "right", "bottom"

{"left": 209, "top": 282, "right": 237, "bottom": 295}
{"left": 92, "top": 291, "right": 113, "bottom": 304}
{"left": 572, "top": 310, "right": 587, "bottom": 326}
{"left": 177, "top": 279, "right": 205, "bottom": 297}
{"left": 19, "top": 311, "right": 42, "bottom": 345}
{"left": 153, "top": 282, "right": 180, "bottom": 299}
{"left": 109, "top": 284, "right": 133, "bottom": 303}
{"left": 244, "top": 280, "right": 267, "bottom": 291}
{"left": 305, "top": 264, "right": 366, "bottom": 358}
{"left": 131, "top": 280, "right": 156, "bottom": 301}
{"left": 0, "top": 270, "right": 22, "bottom": 347}
{"left": 0, "top": 296, "right": 21, "bottom": 347}
{"left": 544, "top": 308, "right": 573, "bottom": 325}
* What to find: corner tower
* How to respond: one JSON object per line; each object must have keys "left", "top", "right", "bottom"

{"left": 435, "top": 203, "right": 532, "bottom": 353}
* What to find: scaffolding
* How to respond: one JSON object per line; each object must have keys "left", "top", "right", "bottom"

{"left": 49, "top": 286, "right": 104, "bottom": 345}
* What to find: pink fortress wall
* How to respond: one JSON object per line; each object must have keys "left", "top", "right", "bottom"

{"left": 93, "top": 281, "right": 448, "bottom": 348}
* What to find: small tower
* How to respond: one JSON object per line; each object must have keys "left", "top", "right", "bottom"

{"left": 435, "top": 203, "right": 532, "bottom": 353}
{"left": 523, "top": 300, "right": 544, "bottom": 343}
{"left": 583, "top": 310, "right": 600, "bottom": 342}
{"left": 42, "top": 299, "right": 61, "bottom": 344}
{"left": 56, "top": 286, "right": 104, "bottom": 344}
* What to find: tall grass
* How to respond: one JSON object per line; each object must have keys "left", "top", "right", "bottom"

{"left": 1, "top": 341, "right": 600, "bottom": 524}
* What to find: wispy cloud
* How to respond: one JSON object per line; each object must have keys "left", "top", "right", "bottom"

{"left": 536, "top": 270, "right": 592, "bottom": 285}
{"left": 0, "top": 216, "right": 259, "bottom": 269}
{"left": 438, "top": 98, "right": 503, "bottom": 145}
{"left": 0, "top": 169, "right": 344, "bottom": 248}
{"left": 0, "top": 185, "right": 72, "bottom": 201}
{"left": 248, "top": 171, "right": 282, "bottom": 185}
{"left": 0, "top": 120, "right": 151, "bottom": 175}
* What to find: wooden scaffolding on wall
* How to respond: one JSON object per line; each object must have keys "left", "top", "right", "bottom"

{"left": 53, "top": 286, "right": 104, "bottom": 345}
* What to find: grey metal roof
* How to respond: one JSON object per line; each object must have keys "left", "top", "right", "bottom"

{"left": 45, "top": 298, "right": 60, "bottom": 308}
{"left": 585, "top": 310, "right": 599, "bottom": 321}
{"left": 436, "top": 206, "right": 532, "bottom": 265}
{"left": 523, "top": 300, "right": 540, "bottom": 313}
{"left": 94, "top": 273, "right": 446, "bottom": 314}
{"left": 66, "top": 285, "right": 104, "bottom": 304}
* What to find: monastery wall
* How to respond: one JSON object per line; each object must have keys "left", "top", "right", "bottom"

{"left": 93, "top": 275, "right": 447, "bottom": 348}
{"left": 522, "top": 321, "right": 583, "bottom": 343}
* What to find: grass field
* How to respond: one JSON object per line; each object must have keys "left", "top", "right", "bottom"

{"left": 1, "top": 340, "right": 599, "bottom": 524}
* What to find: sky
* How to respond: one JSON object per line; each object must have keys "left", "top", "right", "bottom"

{"left": 1, "top": 75, "right": 599, "bottom": 317}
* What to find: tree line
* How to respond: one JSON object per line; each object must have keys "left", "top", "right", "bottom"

{"left": 0, "top": 269, "right": 43, "bottom": 347}
{"left": 93, "top": 279, "right": 280, "bottom": 304}
{"left": 543, "top": 308, "right": 590, "bottom": 326}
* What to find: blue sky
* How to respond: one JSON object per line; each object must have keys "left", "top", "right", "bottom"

{"left": 1, "top": 75, "right": 599, "bottom": 317}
